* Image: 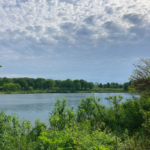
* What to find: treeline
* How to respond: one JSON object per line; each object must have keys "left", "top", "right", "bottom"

{"left": 0, "top": 77, "right": 130, "bottom": 91}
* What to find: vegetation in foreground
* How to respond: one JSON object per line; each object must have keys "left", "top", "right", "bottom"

{"left": 0, "top": 92, "right": 150, "bottom": 150}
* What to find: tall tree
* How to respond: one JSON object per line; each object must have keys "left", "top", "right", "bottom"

{"left": 129, "top": 58, "right": 150, "bottom": 81}
{"left": 110, "top": 82, "right": 115, "bottom": 88}
{"left": 79, "top": 79, "right": 85, "bottom": 89}
{"left": 45, "top": 80, "right": 55, "bottom": 89}
{"left": 14, "top": 78, "right": 28, "bottom": 90}
{"left": 123, "top": 82, "right": 129, "bottom": 91}
{"left": 73, "top": 79, "right": 79, "bottom": 85}
{"left": 129, "top": 58, "right": 150, "bottom": 95}
{"left": 33, "top": 78, "right": 45, "bottom": 90}
{"left": 118, "top": 84, "right": 123, "bottom": 88}
{"left": 0, "top": 77, "right": 12, "bottom": 86}
{"left": 59, "top": 80, "right": 65, "bottom": 89}
{"left": 55, "top": 80, "right": 61, "bottom": 87}
{"left": 99, "top": 83, "right": 103, "bottom": 88}
{"left": 22, "top": 78, "right": 34, "bottom": 87}
{"left": 76, "top": 83, "right": 81, "bottom": 90}
{"left": 72, "top": 79, "right": 80, "bottom": 90}
{"left": 88, "top": 82, "right": 94, "bottom": 90}
{"left": 115, "top": 83, "right": 119, "bottom": 88}
{"left": 65, "top": 79, "right": 73, "bottom": 89}
{"left": 84, "top": 81, "right": 88, "bottom": 90}
{"left": 107, "top": 82, "right": 110, "bottom": 88}
{"left": 79, "top": 79, "right": 88, "bottom": 90}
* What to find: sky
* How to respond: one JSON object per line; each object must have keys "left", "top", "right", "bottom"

{"left": 0, "top": 0, "right": 150, "bottom": 84}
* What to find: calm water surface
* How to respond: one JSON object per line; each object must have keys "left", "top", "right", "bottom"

{"left": 0, "top": 93, "right": 140, "bottom": 125}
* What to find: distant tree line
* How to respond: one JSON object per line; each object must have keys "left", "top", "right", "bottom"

{"left": 0, "top": 77, "right": 131, "bottom": 91}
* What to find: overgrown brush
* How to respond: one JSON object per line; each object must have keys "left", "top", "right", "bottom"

{"left": 0, "top": 94, "right": 150, "bottom": 149}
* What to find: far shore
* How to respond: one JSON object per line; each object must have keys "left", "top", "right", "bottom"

{"left": 0, "top": 89, "right": 129, "bottom": 95}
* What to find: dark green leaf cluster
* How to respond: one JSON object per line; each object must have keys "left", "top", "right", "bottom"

{"left": 98, "top": 82, "right": 124, "bottom": 89}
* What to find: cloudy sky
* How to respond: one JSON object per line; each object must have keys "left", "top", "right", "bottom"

{"left": 0, "top": 0, "right": 150, "bottom": 84}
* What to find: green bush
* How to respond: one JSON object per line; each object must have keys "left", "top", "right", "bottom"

{"left": 3, "top": 83, "right": 21, "bottom": 91}
{"left": 0, "top": 95, "right": 150, "bottom": 149}
{"left": 28, "top": 86, "right": 33, "bottom": 91}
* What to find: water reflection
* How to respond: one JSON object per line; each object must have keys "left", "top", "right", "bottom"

{"left": 0, "top": 93, "right": 140, "bottom": 125}
{"left": 0, "top": 103, "right": 54, "bottom": 112}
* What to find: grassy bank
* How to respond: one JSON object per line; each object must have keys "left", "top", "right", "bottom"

{"left": 0, "top": 88, "right": 128, "bottom": 94}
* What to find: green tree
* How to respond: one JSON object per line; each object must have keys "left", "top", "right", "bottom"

{"left": 3, "top": 77, "right": 12, "bottom": 83}
{"left": 118, "top": 84, "right": 123, "bottom": 88}
{"left": 0, "top": 77, "right": 12, "bottom": 86}
{"left": 107, "top": 82, "right": 110, "bottom": 88}
{"left": 123, "top": 82, "right": 129, "bottom": 91}
{"left": 54, "top": 80, "right": 61, "bottom": 87}
{"left": 80, "top": 79, "right": 88, "bottom": 90}
{"left": 129, "top": 58, "right": 150, "bottom": 81}
{"left": 22, "top": 78, "right": 34, "bottom": 87}
{"left": 3, "top": 83, "right": 21, "bottom": 91}
{"left": 49, "top": 97, "right": 68, "bottom": 130}
{"left": 115, "top": 83, "right": 119, "bottom": 88}
{"left": 65, "top": 79, "right": 73, "bottom": 89}
{"left": 76, "top": 82, "right": 81, "bottom": 90}
{"left": 110, "top": 82, "right": 118, "bottom": 88}
{"left": 45, "top": 80, "right": 55, "bottom": 89}
{"left": 84, "top": 81, "right": 88, "bottom": 90}
{"left": 88, "top": 82, "right": 94, "bottom": 90}
{"left": 105, "top": 95, "right": 123, "bottom": 149}
{"left": 28, "top": 86, "right": 33, "bottom": 91}
{"left": 14, "top": 78, "right": 28, "bottom": 90}
{"left": 99, "top": 83, "right": 103, "bottom": 88}
{"left": 73, "top": 79, "right": 82, "bottom": 90}
{"left": 77, "top": 95, "right": 101, "bottom": 122}
{"left": 59, "top": 80, "right": 65, "bottom": 89}
{"left": 129, "top": 58, "right": 150, "bottom": 96}
{"left": 73, "top": 79, "right": 79, "bottom": 85}
{"left": 33, "top": 78, "right": 45, "bottom": 90}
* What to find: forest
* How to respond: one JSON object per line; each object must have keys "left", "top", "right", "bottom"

{"left": 0, "top": 77, "right": 130, "bottom": 93}
{"left": 0, "top": 58, "right": 150, "bottom": 149}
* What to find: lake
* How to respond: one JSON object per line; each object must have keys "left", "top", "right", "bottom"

{"left": 0, "top": 93, "right": 140, "bottom": 126}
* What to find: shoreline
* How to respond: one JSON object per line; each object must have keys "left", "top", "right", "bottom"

{"left": 0, "top": 91, "right": 129, "bottom": 95}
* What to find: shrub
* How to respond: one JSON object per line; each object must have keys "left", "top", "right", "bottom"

{"left": 28, "top": 86, "right": 33, "bottom": 91}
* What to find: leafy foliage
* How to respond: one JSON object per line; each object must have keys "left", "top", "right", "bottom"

{"left": 129, "top": 58, "right": 150, "bottom": 95}
{"left": 0, "top": 93, "right": 150, "bottom": 149}
{"left": 3, "top": 83, "right": 21, "bottom": 91}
